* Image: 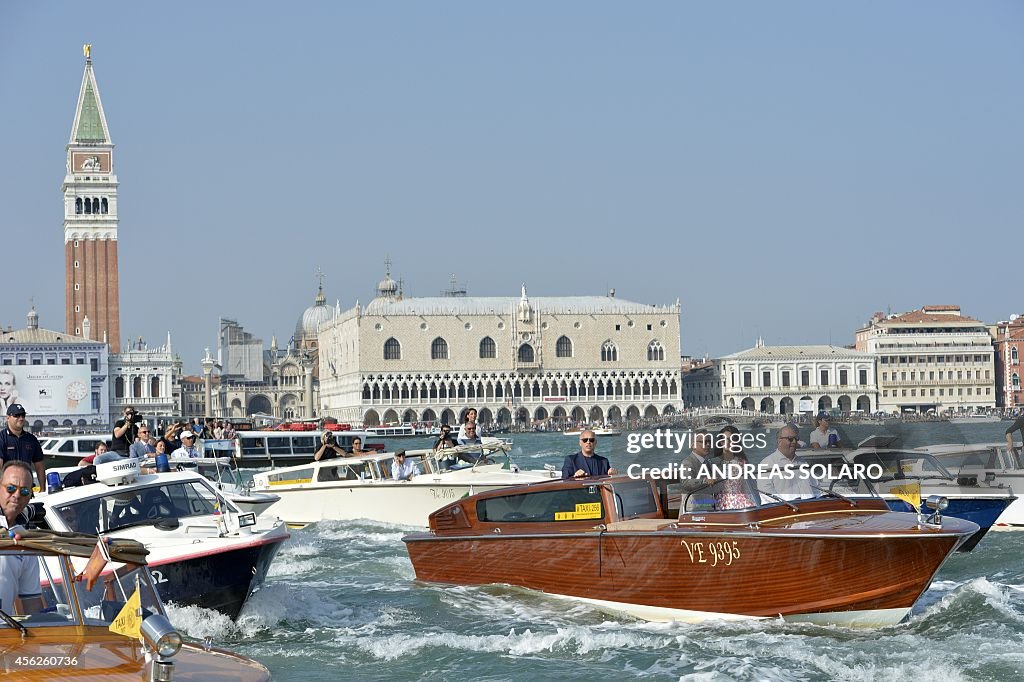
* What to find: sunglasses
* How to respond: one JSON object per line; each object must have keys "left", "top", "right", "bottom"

{"left": 779, "top": 436, "right": 799, "bottom": 443}
{"left": 10, "top": 414, "right": 26, "bottom": 419}
{"left": 580, "top": 438, "right": 595, "bottom": 443}
{"left": 5, "top": 484, "right": 31, "bottom": 497}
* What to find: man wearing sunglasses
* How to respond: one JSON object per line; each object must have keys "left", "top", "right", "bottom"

{"left": 0, "top": 403, "right": 45, "bottom": 488}
{"left": 561, "top": 430, "right": 617, "bottom": 479}
{"left": 0, "top": 460, "right": 43, "bottom": 614}
{"left": 757, "top": 424, "right": 819, "bottom": 501}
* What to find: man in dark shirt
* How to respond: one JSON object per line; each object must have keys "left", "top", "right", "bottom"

{"left": 111, "top": 406, "right": 140, "bottom": 455}
{"left": 0, "top": 404, "right": 45, "bottom": 486}
{"left": 561, "top": 430, "right": 617, "bottom": 479}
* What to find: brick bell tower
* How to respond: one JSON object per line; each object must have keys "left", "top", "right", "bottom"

{"left": 63, "top": 44, "right": 121, "bottom": 352}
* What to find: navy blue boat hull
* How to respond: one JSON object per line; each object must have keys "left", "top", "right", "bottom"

{"left": 886, "top": 497, "right": 1013, "bottom": 552}
{"left": 148, "top": 536, "right": 285, "bottom": 619}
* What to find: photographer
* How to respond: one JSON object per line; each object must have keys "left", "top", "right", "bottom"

{"left": 111, "top": 406, "right": 141, "bottom": 455}
{"left": 314, "top": 430, "right": 345, "bottom": 461}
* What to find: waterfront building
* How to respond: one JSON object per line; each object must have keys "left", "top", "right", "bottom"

{"left": 108, "top": 335, "right": 182, "bottom": 424}
{"left": 0, "top": 308, "right": 109, "bottom": 431}
{"left": 681, "top": 360, "right": 723, "bottom": 408}
{"left": 63, "top": 46, "right": 121, "bottom": 352}
{"left": 205, "top": 289, "right": 328, "bottom": 419}
{"left": 854, "top": 306, "right": 996, "bottom": 414}
{"left": 317, "top": 271, "right": 682, "bottom": 426}
{"left": 703, "top": 341, "right": 877, "bottom": 415}
{"left": 993, "top": 315, "right": 1024, "bottom": 409}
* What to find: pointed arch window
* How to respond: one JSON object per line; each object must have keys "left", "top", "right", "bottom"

{"left": 601, "top": 340, "right": 618, "bottom": 362}
{"left": 431, "top": 337, "right": 449, "bottom": 360}
{"left": 1013, "top": 347, "right": 1019, "bottom": 364}
{"left": 555, "top": 335, "right": 573, "bottom": 358}
{"left": 647, "top": 340, "right": 665, "bottom": 361}
{"left": 518, "top": 344, "right": 535, "bottom": 363}
{"left": 479, "top": 336, "right": 496, "bottom": 359}
{"left": 384, "top": 337, "right": 401, "bottom": 360}
{"left": 1013, "top": 373, "right": 1020, "bottom": 389}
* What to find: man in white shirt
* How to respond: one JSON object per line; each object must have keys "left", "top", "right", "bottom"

{"left": 391, "top": 449, "right": 420, "bottom": 481}
{"left": 758, "top": 425, "right": 820, "bottom": 501}
{"left": 678, "top": 430, "right": 719, "bottom": 513}
{"left": 0, "top": 461, "right": 43, "bottom": 614}
{"left": 171, "top": 430, "right": 201, "bottom": 458}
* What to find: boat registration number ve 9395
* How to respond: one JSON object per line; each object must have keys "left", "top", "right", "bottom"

{"left": 681, "top": 539, "right": 741, "bottom": 567}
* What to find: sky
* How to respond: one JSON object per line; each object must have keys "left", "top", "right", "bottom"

{"left": 1, "top": 2, "right": 1022, "bottom": 373}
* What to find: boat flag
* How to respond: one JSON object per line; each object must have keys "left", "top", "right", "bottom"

{"left": 890, "top": 481, "right": 922, "bottom": 511}
{"left": 109, "top": 581, "right": 142, "bottom": 639}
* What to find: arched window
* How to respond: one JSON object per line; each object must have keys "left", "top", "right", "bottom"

{"left": 92, "top": 198, "right": 100, "bottom": 213}
{"left": 647, "top": 340, "right": 665, "bottom": 361}
{"left": 601, "top": 340, "right": 618, "bottom": 362}
{"left": 1013, "top": 347, "right": 1019, "bottom": 363}
{"left": 150, "top": 377, "right": 160, "bottom": 398}
{"left": 383, "top": 337, "right": 401, "bottom": 360}
{"left": 518, "top": 344, "right": 535, "bottom": 363}
{"left": 115, "top": 376, "right": 125, "bottom": 398}
{"left": 101, "top": 197, "right": 108, "bottom": 214}
{"left": 556, "top": 335, "right": 573, "bottom": 358}
{"left": 1013, "top": 373, "right": 1020, "bottom": 389}
{"left": 431, "top": 337, "right": 449, "bottom": 360}
{"left": 132, "top": 376, "right": 142, "bottom": 398}
{"left": 479, "top": 336, "right": 496, "bottom": 359}
{"left": 84, "top": 198, "right": 92, "bottom": 214}
{"left": 75, "top": 197, "right": 82, "bottom": 214}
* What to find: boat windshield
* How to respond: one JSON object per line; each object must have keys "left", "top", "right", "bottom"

{"left": 0, "top": 551, "right": 77, "bottom": 627}
{"left": 76, "top": 562, "right": 165, "bottom": 626}
{"left": 851, "top": 451, "right": 954, "bottom": 482}
{"left": 55, "top": 479, "right": 235, "bottom": 533}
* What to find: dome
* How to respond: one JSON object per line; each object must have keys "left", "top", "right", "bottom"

{"left": 377, "top": 275, "right": 398, "bottom": 297}
{"left": 294, "top": 288, "right": 335, "bottom": 342}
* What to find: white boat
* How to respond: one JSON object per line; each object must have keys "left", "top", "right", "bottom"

{"left": 362, "top": 423, "right": 418, "bottom": 438}
{"left": 947, "top": 413, "right": 1002, "bottom": 424}
{"left": 916, "top": 442, "right": 1024, "bottom": 530}
{"left": 155, "top": 455, "right": 280, "bottom": 516}
{"left": 37, "top": 459, "right": 290, "bottom": 619}
{"left": 249, "top": 442, "right": 559, "bottom": 528}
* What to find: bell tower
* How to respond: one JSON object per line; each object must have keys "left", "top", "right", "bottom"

{"left": 63, "top": 44, "right": 121, "bottom": 352}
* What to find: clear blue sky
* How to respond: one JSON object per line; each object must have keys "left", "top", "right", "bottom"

{"left": 1, "top": 2, "right": 1021, "bottom": 373}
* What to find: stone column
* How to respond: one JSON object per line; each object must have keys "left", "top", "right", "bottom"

{"left": 201, "top": 349, "right": 215, "bottom": 418}
{"left": 305, "top": 364, "right": 315, "bottom": 418}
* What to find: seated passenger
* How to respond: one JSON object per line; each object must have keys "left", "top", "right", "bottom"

{"left": 713, "top": 426, "right": 759, "bottom": 510}
{"left": 391, "top": 449, "right": 420, "bottom": 481}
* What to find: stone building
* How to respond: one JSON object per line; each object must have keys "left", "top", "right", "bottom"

{"left": 704, "top": 341, "right": 878, "bottom": 415}
{"left": 855, "top": 306, "right": 995, "bottom": 413}
{"left": 0, "top": 308, "right": 110, "bottom": 431}
{"left": 318, "top": 272, "right": 682, "bottom": 426}
{"left": 992, "top": 315, "right": 1024, "bottom": 409}
{"left": 108, "top": 334, "right": 182, "bottom": 424}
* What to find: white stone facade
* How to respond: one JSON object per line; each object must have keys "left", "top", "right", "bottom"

{"left": 704, "top": 343, "right": 878, "bottom": 415}
{"left": 108, "top": 335, "right": 181, "bottom": 423}
{"left": 855, "top": 307, "right": 996, "bottom": 413}
{"left": 318, "top": 287, "right": 682, "bottom": 426}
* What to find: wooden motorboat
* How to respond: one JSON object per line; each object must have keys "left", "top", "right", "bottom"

{"left": 403, "top": 476, "right": 977, "bottom": 627}
{"left": 0, "top": 531, "right": 269, "bottom": 681}
{"left": 250, "top": 442, "right": 558, "bottom": 528}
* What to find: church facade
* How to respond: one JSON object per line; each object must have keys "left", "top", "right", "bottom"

{"left": 318, "top": 272, "right": 682, "bottom": 426}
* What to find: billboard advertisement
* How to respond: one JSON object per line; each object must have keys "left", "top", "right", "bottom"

{"left": 0, "top": 366, "right": 92, "bottom": 417}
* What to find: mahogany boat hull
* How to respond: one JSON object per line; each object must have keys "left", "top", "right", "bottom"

{"left": 405, "top": 511, "right": 974, "bottom": 627}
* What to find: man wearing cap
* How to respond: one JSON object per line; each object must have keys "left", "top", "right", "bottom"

{"left": 0, "top": 404, "right": 45, "bottom": 487}
{"left": 391, "top": 449, "right": 420, "bottom": 481}
{"left": 170, "top": 430, "right": 201, "bottom": 458}
{"left": 0, "top": 461, "right": 43, "bottom": 614}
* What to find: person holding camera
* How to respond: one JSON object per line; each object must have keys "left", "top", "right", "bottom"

{"left": 314, "top": 431, "right": 346, "bottom": 461}
{"left": 111, "top": 406, "right": 141, "bottom": 455}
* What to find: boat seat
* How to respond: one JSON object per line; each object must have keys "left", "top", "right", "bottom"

{"left": 604, "top": 518, "right": 673, "bottom": 532}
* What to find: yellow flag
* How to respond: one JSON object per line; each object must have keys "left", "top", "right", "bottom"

{"left": 109, "top": 586, "right": 142, "bottom": 639}
{"left": 891, "top": 481, "right": 922, "bottom": 511}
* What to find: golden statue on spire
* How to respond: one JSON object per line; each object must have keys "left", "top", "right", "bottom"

{"left": 83, "top": 44, "right": 92, "bottom": 60}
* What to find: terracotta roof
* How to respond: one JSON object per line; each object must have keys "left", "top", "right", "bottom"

{"left": 884, "top": 309, "right": 980, "bottom": 325}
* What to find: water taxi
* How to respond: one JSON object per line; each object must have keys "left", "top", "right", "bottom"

{"left": 250, "top": 442, "right": 558, "bottom": 528}
{"left": 0, "top": 531, "right": 269, "bottom": 680}
{"left": 404, "top": 476, "right": 976, "bottom": 627}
